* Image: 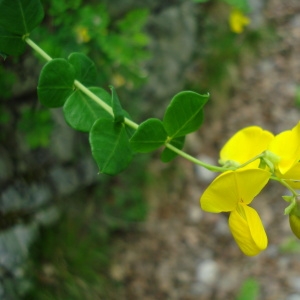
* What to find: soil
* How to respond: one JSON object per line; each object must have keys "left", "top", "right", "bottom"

{"left": 110, "top": 1, "right": 300, "bottom": 299}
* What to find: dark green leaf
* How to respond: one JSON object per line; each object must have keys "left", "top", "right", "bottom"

{"left": 109, "top": 85, "right": 125, "bottom": 123}
{"left": 0, "top": 0, "right": 44, "bottom": 35}
{"left": 130, "top": 118, "right": 167, "bottom": 153}
{"left": 63, "top": 87, "right": 113, "bottom": 132}
{"left": 68, "top": 52, "right": 97, "bottom": 86}
{"left": 161, "top": 136, "right": 185, "bottom": 163}
{"left": 0, "top": 51, "right": 7, "bottom": 60}
{"left": 89, "top": 118, "right": 133, "bottom": 175}
{"left": 163, "top": 91, "right": 208, "bottom": 138}
{"left": 0, "top": 27, "right": 26, "bottom": 56}
{"left": 37, "top": 58, "right": 76, "bottom": 108}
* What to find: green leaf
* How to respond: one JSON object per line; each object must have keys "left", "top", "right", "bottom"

{"left": 163, "top": 91, "right": 208, "bottom": 138}
{"left": 0, "top": 0, "right": 44, "bottom": 35}
{"left": 89, "top": 118, "right": 133, "bottom": 175}
{"left": 63, "top": 87, "right": 112, "bottom": 132}
{"left": 68, "top": 52, "right": 97, "bottom": 86}
{"left": 130, "top": 118, "right": 168, "bottom": 153}
{"left": 37, "top": 58, "right": 76, "bottom": 108}
{"left": 0, "top": 51, "right": 7, "bottom": 60}
{"left": 109, "top": 85, "right": 125, "bottom": 123}
{"left": 0, "top": 27, "right": 26, "bottom": 56}
{"left": 161, "top": 136, "right": 185, "bottom": 163}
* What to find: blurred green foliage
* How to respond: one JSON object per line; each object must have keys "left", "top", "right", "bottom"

{"left": 188, "top": 2, "right": 276, "bottom": 97}
{"left": 0, "top": 64, "right": 16, "bottom": 99}
{"left": 26, "top": 155, "right": 149, "bottom": 299}
{"left": 236, "top": 278, "right": 260, "bottom": 300}
{"left": 17, "top": 107, "right": 53, "bottom": 149}
{"left": 279, "top": 236, "right": 300, "bottom": 254}
{"left": 34, "top": 0, "right": 150, "bottom": 89}
{"left": 193, "top": 0, "right": 250, "bottom": 12}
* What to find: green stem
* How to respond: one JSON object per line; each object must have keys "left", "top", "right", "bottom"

{"left": 25, "top": 37, "right": 228, "bottom": 173}
{"left": 270, "top": 175, "right": 298, "bottom": 197}
{"left": 24, "top": 37, "right": 52, "bottom": 62}
{"left": 165, "top": 143, "right": 230, "bottom": 172}
{"left": 237, "top": 153, "right": 264, "bottom": 169}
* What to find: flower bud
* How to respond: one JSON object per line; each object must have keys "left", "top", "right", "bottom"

{"left": 289, "top": 197, "right": 300, "bottom": 239}
{"left": 289, "top": 213, "right": 300, "bottom": 239}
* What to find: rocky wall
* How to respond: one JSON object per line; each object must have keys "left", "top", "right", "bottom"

{"left": 0, "top": 1, "right": 199, "bottom": 298}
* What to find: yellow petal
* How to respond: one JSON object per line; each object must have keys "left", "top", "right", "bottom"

{"left": 200, "top": 169, "right": 270, "bottom": 212}
{"left": 220, "top": 126, "right": 274, "bottom": 168}
{"left": 268, "top": 122, "right": 300, "bottom": 174}
{"left": 278, "top": 162, "right": 300, "bottom": 189}
{"left": 229, "top": 204, "right": 268, "bottom": 256}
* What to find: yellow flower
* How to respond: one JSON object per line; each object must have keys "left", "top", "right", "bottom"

{"left": 219, "top": 126, "right": 274, "bottom": 168}
{"left": 200, "top": 169, "right": 270, "bottom": 256}
{"left": 229, "top": 9, "right": 250, "bottom": 34}
{"left": 267, "top": 122, "right": 300, "bottom": 175}
{"left": 75, "top": 26, "right": 91, "bottom": 43}
{"left": 279, "top": 163, "right": 300, "bottom": 189}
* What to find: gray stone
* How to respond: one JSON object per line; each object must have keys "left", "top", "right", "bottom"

{"left": 0, "top": 180, "right": 52, "bottom": 213}
{"left": 287, "top": 295, "right": 300, "bottom": 300}
{"left": 49, "top": 109, "right": 77, "bottom": 163}
{"left": 196, "top": 259, "right": 219, "bottom": 285}
{"left": 49, "top": 166, "right": 80, "bottom": 196}
{"left": 142, "top": 1, "right": 197, "bottom": 115}
{"left": 289, "top": 277, "right": 300, "bottom": 293}
{"left": 76, "top": 156, "right": 99, "bottom": 186}
{"left": 0, "top": 223, "right": 38, "bottom": 270}
{"left": 34, "top": 206, "right": 60, "bottom": 226}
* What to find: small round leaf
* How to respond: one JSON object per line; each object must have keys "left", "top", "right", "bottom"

{"left": 37, "top": 58, "right": 76, "bottom": 108}
{"left": 68, "top": 52, "right": 97, "bottom": 86}
{"left": 130, "top": 118, "right": 168, "bottom": 153}
{"left": 89, "top": 118, "right": 133, "bottom": 175}
{"left": 63, "top": 87, "right": 112, "bottom": 132}
{"left": 163, "top": 91, "right": 208, "bottom": 138}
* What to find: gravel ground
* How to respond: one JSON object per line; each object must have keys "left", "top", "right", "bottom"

{"left": 110, "top": 1, "right": 300, "bottom": 299}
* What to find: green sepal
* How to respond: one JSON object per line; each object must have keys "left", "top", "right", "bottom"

{"left": 285, "top": 201, "right": 296, "bottom": 215}
{"left": 37, "top": 58, "right": 76, "bottom": 108}
{"left": 89, "top": 118, "right": 133, "bottom": 175}
{"left": 161, "top": 136, "right": 185, "bottom": 163}
{"left": 109, "top": 85, "right": 125, "bottom": 123}
{"left": 163, "top": 91, "right": 208, "bottom": 138}
{"left": 63, "top": 87, "right": 113, "bottom": 132}
{"left": 130, "top": 118, "right": 168, "bottom": 153}
{"left": 0, "top": 0, "right": 44, "bottom": 35}
{"left": 282, "top": 195, "right": 294, "bottom": 203}
{"left": 68, "top": 52, "right": 97, "bottom": 86}
{"left": 260, "top": 158, "right": 274, "bottom": 173}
